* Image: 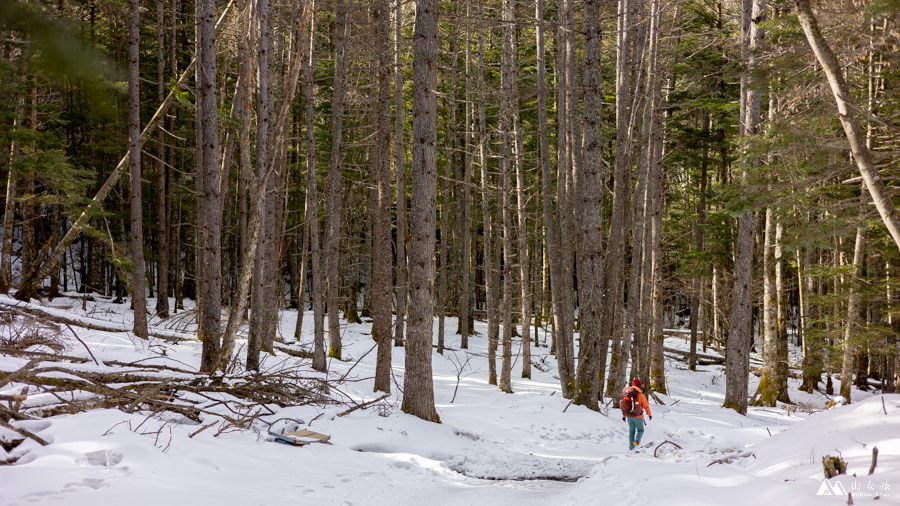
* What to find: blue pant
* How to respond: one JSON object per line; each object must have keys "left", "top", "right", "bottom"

{"left": 627, "top": 417, "right": 644, "bottom": 450}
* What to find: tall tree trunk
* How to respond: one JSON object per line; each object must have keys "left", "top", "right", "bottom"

{"left": 325, "top": 0, "right": 349, "bottom": 360}
{"left": 510, "top": 1, "right": 530, "bottom": 380}
{"left": 573, "top": 0, "right": 605, "bottom": 410}
{"left": 841, "top": 194, "right": 866, "bottom": 402}
{"left": 537, "top": 0, "right": 569, "bottom": 395}
{"left": 247, "top": 0, "right": 274, "bottom": 371}
{"left": 1, "top": 100, "right": 19, "bottom": 294}
{"left": 306, "top": 0, "right": 325, "bottom": 372}
{"left": 372, "top": 0, "right": 393, "bottom": 393}
{"left": 156, "top": 0, "right": 170, "bottom": 318}
{"left": 459, "top": 0, "right": 472, "bottom": 349}
{"left": 498, "top": 0, "right": 514, "bottom": 393}
{"left": 401, "top": 0, "right": 440, "bottom": 423}
{"left": 688, "top": 116, "right": 709, "bottom": 370}
{"left": 774, "top": 218, "right": 790, "bottom": 402}
{"left": 477, "top": 0, "right": 496, "bottom": 386}
{"left": 196, "top": 0, "right": 223, "bottom": 372}
{"left": 438, "top": 8, "right": 458, "bottom": 357}
{"left": 724, "top": 0, "right": 764, "bottom": 414}
{"left": 128, "top": 0, "right": 148, "bottom": 339}
{"left": 755, "top": 206, "right": 779, "bottom": 406}
{"left": 393, "top": 0, "right": 408, "bottom": 348}
{"left": 646, "top": 6, "right": 666, "bottom": 393}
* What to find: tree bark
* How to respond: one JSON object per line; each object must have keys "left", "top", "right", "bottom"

{"left": 128, "top": 0, "right": 148, "bottom": 339}
{"left": 393, "top": 0, "right": 408, "bottom": 348}
{"left": 247, "top": 0, "right": 274, "bottom": 371}
{"left": 325, "top": 0, "right": 349, "bottom": 360}
{"left": 476, "top": 0, "right": 496, "bottom": 386}
{"left": 723, "top": 0, "right": 764, "bottom": 415}
{"left": 196, "top": 0, "right": 223, "bottom": 372}
{"left": 1, "top": 100, "right": 19, "bottom": 294}
{"left": 372, "top": 0, "right": 393, "bottom": 393}
{"left": 305, "top": 0, "right": 325, "bottom": 372}
{"left": 573, "top": 0, "right": 605, "bottom": 410}
{"left": 155, "top": 0, "right": 170, "bottom": 318}
{"left": 401, "top": 0, "right": 440, "bottom": 423}
{"left": 508, "top": 3, "right": 530, "bottom": 380}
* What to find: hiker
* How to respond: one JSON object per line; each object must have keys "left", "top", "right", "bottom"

{"left": 621, "top": 378, "right": 652, "bottom": 451}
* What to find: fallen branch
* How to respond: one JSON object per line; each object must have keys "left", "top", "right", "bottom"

{"left": 337, "top": 394, "right": 390, "bottom": 418}
{"left": 0, "top": 358, "right": 41, "bottom": 389}
{"left": 654, "top": 440, "right": 682, "bottom": 458}
{"left": 0, "top": 299, "right": 190, "bottom": 342}
{"left": 0, "top": 418, "right": 49, "bottom": 446}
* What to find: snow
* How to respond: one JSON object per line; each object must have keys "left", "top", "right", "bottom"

{"left": 1, "top": 293, "right": 898, "bottom": 505}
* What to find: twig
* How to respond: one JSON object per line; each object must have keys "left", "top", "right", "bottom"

{"left": 63, "top": 322, "right": 100, "bottom": 366}
{"left": 307, "top": 412, "right": 325, "bottom": 427}
{"left": 0, "top": 418, "right": 49, "bottom": 446}
{"left": 337, "top": 342, "right": 378, "bottom": 383}
{"left": 189, "top": 422, "right": 217, "bottom": 438}
{"left": 882, "top": 396, "right": 888, "bottom": 415}
{"left": 654, "top": 440, "right": 683, "bottom": 458}
{"left": 563, "top": 399, "right": 575, "bottom": 413}
{"left": 337, "top": 394, "right": 390, "bottom": 418}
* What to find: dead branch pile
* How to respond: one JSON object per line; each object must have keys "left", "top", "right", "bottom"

{"left": 0, "top": 310, "right": 339, "bottom": 463}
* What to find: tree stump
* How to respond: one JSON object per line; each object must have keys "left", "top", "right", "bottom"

{"left": 822, "top": 455, "right": 847, "bottom": 479}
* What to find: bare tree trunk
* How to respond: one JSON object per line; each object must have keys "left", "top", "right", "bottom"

{"left": 247, "top": 0, "right": 274, "bottom": 371}
{"left": 459, "top": 0, "right": 472, "bottom": 349}
{"left": 689, "top": 113, "right": 710, "bottom": 366}
{"left": 401, "top": 0, "right": 440, "bottom": 423}
{"left": 324, "top": 0, "right": 349, "bottom": 360}
{"left": 573, "top": 0, "right": 605, "bottom": 410}
{"left": 293, "top": 214, "right": 309, "bottom": 338}
{"left": 795, "top": 0, "right": 900, "bottom": 254}
{"left": 156, "top": 0, "right": 170, "bottom": 318}
{"left": 393, "top": 0, "right": 408, "bottom": 348}
{"left": 196, "top": 0, "right": 223, "bottom": 372}
{"left": 438, "top": 8, "right": 458, "bottom": 357}
{"left": 128, "top": 0, "right": 148, "bottom": 339}
{"left": 536, "top": 0, "right": 569, "bottom": 395}
{"left": 497, "top": 0, "right": 515, "bottom": 393}
{"left": 372, "top": 0, "right": 393, "bottom": 393}
{"left": 646, "top": 5, "right": 666, "bottom": 393}
{"left": 1, "top": 100, "right": 19, "bottom": 294}
{"left": 724, "top": 0, "right": 764, "bottom": 414}
{"left": 476, "top": 0, "right": 496, "bottom": 386}
{"left": 507, "top": 7, "right": 530, "bottom": 379}
{"left": 841, "top": 194, "right": 866, "bottom": 402}
{"left": 774, "top": 218, "right": 790, "bottom": 403}
{"left": 755, "top": 206, "right": 778, "bottom": 406}
{"left": 305, "top": 0, "right": 325, "bottom": 372}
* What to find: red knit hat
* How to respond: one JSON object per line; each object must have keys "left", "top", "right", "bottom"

{"left": 632, "top": 378, "right": 642, "bottom": 389}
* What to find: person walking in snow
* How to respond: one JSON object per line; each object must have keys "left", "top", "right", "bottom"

{"left": 621, "top": 378, "right": 652, "bottom": 451}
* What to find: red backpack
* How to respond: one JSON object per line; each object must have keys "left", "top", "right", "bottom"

{"left": 620, "top": 386, "right": 643, "bottom": 417}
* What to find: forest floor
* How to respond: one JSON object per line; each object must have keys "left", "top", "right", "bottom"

{"left": 0, "top": 292, "right": 898, "bottom": 505}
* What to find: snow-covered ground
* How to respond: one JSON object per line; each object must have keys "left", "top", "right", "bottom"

{"left": 0, "top": 293, "right": 897, "bottom": 505}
